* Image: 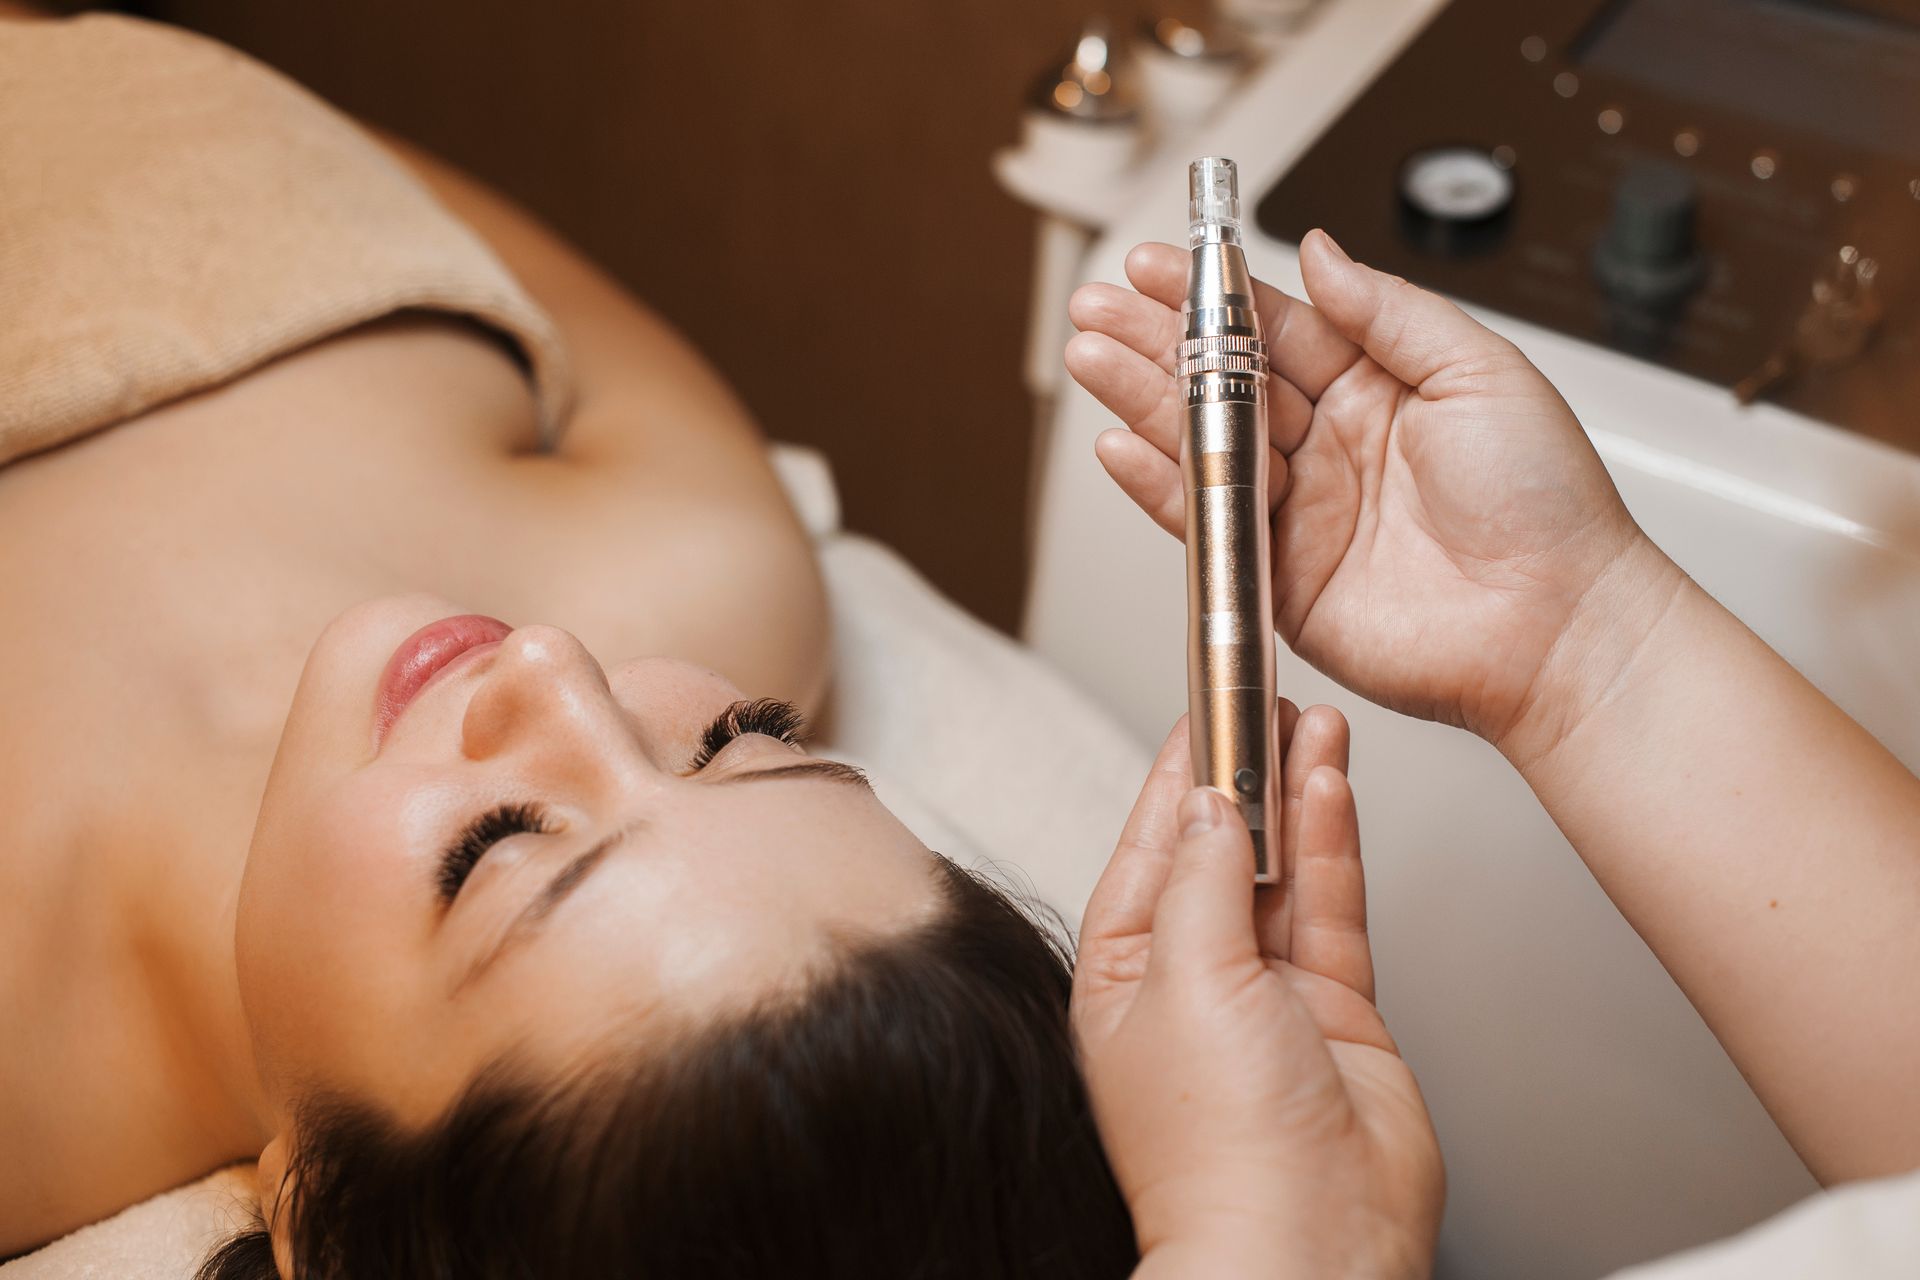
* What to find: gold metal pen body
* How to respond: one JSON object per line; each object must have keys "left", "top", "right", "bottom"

{"left": 1180, "top": 157, "right": 1279, "bottom": 882}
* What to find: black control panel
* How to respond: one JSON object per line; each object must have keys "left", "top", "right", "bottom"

{"left": 1257, "top": 0, "right": 1919, "bottom": 452}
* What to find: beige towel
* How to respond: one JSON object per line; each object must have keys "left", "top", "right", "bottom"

{"left": 0, "top": 13, "right": 572, "bottom": 468}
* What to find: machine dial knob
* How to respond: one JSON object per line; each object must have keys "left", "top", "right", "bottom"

{"left": 1593, "top": 166, "right": 1707, "bottom": 306}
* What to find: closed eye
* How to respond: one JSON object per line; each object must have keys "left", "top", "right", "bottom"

{"left": 685, "top": 698, "right": 807, "bottom": 771}
{"left": 437, "top": 801, "right": 552, "bottom": 904}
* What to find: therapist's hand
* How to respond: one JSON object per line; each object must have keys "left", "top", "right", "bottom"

{"left": 1066, "top": 233, "right": 1680, "bottom": 757}
{"left": 1074, "top": 713, "right": 1442, "bottom": 1278}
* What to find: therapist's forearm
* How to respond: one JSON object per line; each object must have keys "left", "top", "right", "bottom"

{"left": 1499, "top": 537, "right": 1920, "bottom": 1183}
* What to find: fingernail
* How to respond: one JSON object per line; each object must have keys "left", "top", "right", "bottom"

{"left": 1179, "top": 787, "right": 1225, "bottom": 838}
{"left": 1316, "top": 229, "right": 1351, "bottom": 264}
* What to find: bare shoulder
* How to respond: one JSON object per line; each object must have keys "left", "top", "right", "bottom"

{"left": 365, "top": 128, "right": 763, "bottom": 471}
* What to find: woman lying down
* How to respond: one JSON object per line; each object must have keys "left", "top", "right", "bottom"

{"left": 40, "top": 6, "right": 1920, "bottom": 1279}
{"left": 0, "top": 7, "right": 1184, "bottom": 1275}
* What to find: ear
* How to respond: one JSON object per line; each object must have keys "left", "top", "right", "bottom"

{"left": 254, "top": 1134, "right": 297, "bottom": 1280}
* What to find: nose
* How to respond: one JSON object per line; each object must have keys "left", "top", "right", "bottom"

{"left": 459, "top": 625, "right": 647, "bottom": 787}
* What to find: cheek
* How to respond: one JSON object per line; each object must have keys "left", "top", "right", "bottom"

{"left": 235, "top": 768, "right": 436, "bottom": 1097}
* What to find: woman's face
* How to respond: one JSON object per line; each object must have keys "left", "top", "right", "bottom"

{"left": 237, "top": 595, "right": 937, "bottom": 1127}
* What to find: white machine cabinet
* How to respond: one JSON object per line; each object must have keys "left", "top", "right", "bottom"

{"left": 1021, "top": 1, "right": 1920, "bottom": 1275}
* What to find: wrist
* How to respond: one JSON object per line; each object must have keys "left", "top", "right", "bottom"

{"left": 1134, "top": 1231, "right": 1291, "bottom": 1279}
{"left": 1129, "top": 1194, "right": 1424, "bottom": 1280}
{"left": 1128, "top": 1183, "right": 1287, "bottom": 1261}
{"left": 1133, "top": 1222, "right": 1425, "bottom": 1280}
{"left": 1494, "top": 533, "right": 1692, "bottom": 773}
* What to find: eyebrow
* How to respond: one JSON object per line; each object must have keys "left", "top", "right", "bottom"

{"left": 711, "top": 758, "right": 873, "bottom": 790}
{"left": 451, "top": 758, "right": 872, "bottom": 995}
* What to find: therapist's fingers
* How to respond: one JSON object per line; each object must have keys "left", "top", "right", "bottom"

{"left": 1253, "top": 698, "right": 1312, "bottom": 959}
{"left": 1074, "top": 718, "right": 1195, "bottom": 1047}
{"left": 1065, "top": 330, "right": 1185, "bottom": 460}
{"left": 1068, "top": 291, "right": 1311, "bottom": 473}
{"left": 1287, "top": 765, "right": 1375, "bottom": 1003}
{"left": 1095, "top": 428, "right": 1296, "bottom": 542}
{"left": 1067, "top": 325, "right": 1304, "bottom": 476}
{"left": 1069, "top": 282, "right": 1181, "bottom": 375}
{"left": 1081, "top": 700, "right": 1300, "bottom": 969}
{"left": 1273, "top": 696, "right": 1303, "bottom": 772}
{"left": 1084, "top": 253, "right": 1330, "bottom": 459}
{"left": 1124, "top": 242, "right": 1363, "bottom": 402}
{"left": 1079, "top": 717, "right": 1194, "bottom": 958}
{"left": 1151, "top": 787, "right": 1262, "bottom": 976}
{"left": 1282, "top": 705, "right": 1349, "bottom": 868}
{"left": 1298, "top": 228, "right": 1521, "bottom": 395}
{"left": 1095, "top": 429, "right": 1185, "bottom": 538}
{"left": 1265, "top": 371, "right": 1317, "bottom": 458}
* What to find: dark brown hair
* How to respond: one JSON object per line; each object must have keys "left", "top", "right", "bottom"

{"left": 200, "top": 858, "right": 1136, "bottom": 1278}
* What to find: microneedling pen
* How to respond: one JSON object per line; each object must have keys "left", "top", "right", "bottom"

{"left": 1180, "top": 156, "right": 1279, "bottom": 882}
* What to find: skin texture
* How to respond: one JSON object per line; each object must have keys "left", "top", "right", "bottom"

{"left": 241, "top": 600, "right": 938, "bottom": 1266}
{"left": 240, "top": 599, "right": 937, "bottom": 1129}
{"left": 1069, "top": 234, "right": 1920, "bottom": 1274}
{"left": 0, "top": 7, "right": 889, "bottom": 1249}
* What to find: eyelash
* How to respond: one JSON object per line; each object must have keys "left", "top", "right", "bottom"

{"left": 685, "top": 698, "right": 807, "bottom": 770}
{"left": 438, "top": 801, "right": 551, "bottom": 904}
{"left": 436, "top": 700, "right": 806, "bottom": 905}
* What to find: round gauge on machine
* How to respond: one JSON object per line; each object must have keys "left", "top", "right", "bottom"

{"left": 1398, "top": 145, "right": 1515, "bottom": 223}
{"left": 1395, "top": 145, "right": 1515, "bottom": 256}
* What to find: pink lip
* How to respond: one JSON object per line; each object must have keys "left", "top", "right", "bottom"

{"left": 372, "top": 614, "right": 513, "bottom": 749}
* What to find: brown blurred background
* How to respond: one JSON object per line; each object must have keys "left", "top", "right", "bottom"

{"left": 108, "top": 0, "right": 1189, "bottom": 632}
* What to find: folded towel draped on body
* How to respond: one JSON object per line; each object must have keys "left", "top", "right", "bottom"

{"left": 0, "top": 12, "right": 572, "bottom": 468}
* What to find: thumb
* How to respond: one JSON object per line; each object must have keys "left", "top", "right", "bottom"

{"left": 1298, "top": 228, "right": 1515, "bottom": 393}
{"left": 1151, "top": 787, "right": 1261, "bottom": 975}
